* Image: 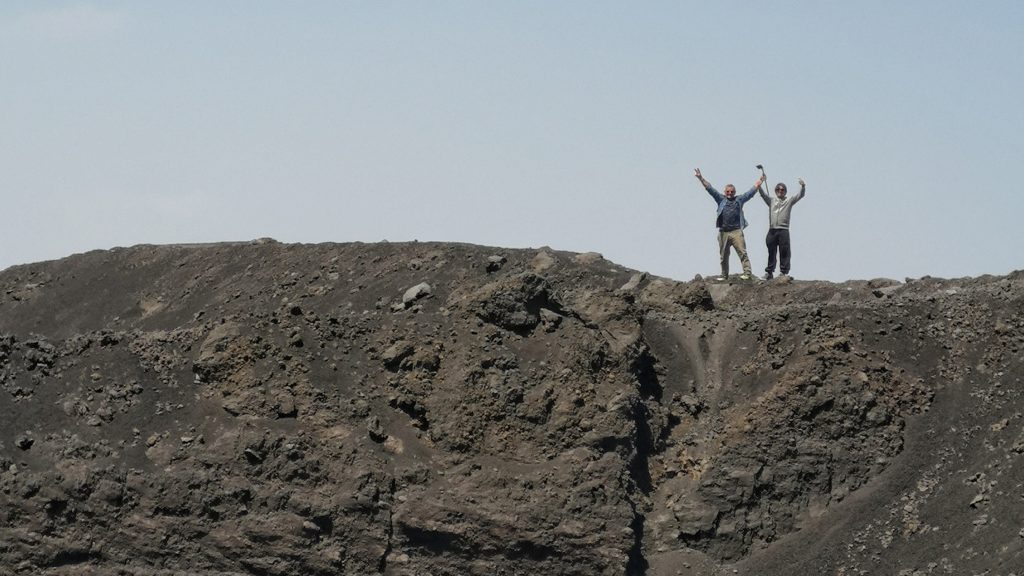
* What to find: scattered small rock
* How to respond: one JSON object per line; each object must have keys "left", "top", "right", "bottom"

{"left": 573, "top": 252, "right": 603, "bottom": 265}
{"left": 618, "top": 272, "right": 647, "bottom": 292}
{"left": 531, "top": 250, "right": 556, "bottom": 272}
{"left": 402, "top": 282, "right": 433, "bottom": 307}
{"left": 486, "top": 255, "right": 507, "bottom": 272}
{"left": 366, "top": 415, "right": 387, "bottom": 442}
{"left": 539, "top": 308, "right": 562, "bottom": 332}
{"left": 243, "top": 448, "right": 264, "bottom": 464}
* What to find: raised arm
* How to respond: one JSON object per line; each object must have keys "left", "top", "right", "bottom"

{"left": 792, "top": 178, "right": 807, "bottom": 203}
{"left": 694, "top": 168, "right": 711, "bottom": 189}
{"left": 740, "top": 174, "right": 765, "bottom": 203}
{"left": 695, "top": 168, "right": 723, "bottom": 201}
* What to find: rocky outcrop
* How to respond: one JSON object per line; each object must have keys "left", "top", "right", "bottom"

{"left": 0, "top": 242, "right": 1021, "bottom": 575}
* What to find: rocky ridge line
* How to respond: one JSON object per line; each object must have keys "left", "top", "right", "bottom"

{"left": 0, "top": 241, "right": 1021, "bottom": 575}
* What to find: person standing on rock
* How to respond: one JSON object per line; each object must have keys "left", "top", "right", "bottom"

{"left": 694, "top": 168, "right": 764, "bottom": 281}
{"left": 759, "top": 178, "right": 806, "bottom": 280}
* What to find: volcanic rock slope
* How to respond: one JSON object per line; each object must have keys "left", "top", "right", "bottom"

{"left": 0, "top": 241, "right": 1022, "bottom": 576}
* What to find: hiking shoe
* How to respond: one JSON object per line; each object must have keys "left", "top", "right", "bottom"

{"left": 763, "top": 272, "right": 773, "bottom": 280}
{"left": 714, "top": 276, "right": 727, "bottom": 281}
{"left": 739, "top": 273, "right": 752, "bottom": 280}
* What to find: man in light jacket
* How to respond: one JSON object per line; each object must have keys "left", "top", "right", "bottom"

{"left": 759, "top": 178, "right": 806, "bottom": 280}
{"left": 694, "top": 168, "right": 764, "bottom": 281}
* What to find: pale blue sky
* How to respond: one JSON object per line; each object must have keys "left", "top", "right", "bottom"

{"left": 2, "top": 1, "right": 1022, "bottom": 281}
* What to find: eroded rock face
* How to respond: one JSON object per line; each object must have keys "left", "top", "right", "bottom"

{"left": 0, "top": 242, "right": 1021, "bottom": 576}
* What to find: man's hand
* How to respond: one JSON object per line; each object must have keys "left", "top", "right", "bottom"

{"left": 756, "top": 174, "right": 765, "bottom": 187}
{"left": 694, "top": 168, "right": 703, "bottom": 179}
{"left": 798, "top": 178, "right": 806, "bottom": 187}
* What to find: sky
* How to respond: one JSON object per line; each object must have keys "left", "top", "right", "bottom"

{"left": 2, "top": 1, "right": 1022, "bottom": 282}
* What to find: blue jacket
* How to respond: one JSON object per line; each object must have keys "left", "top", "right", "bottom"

{"left": 706, "top": 185, "right": 758, "bottom": 230}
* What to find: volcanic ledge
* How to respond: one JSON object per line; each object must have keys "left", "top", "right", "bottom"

{"left": 0, "top": 240, "right": 1021, "bottom": 575}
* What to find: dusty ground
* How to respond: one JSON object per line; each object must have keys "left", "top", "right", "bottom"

{"left": 0, "top": 240, "right": 1021, "bottom": 575}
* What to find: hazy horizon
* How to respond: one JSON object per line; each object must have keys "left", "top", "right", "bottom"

{"left": 3, "top": 2, "right": 1022, "bottom": 281}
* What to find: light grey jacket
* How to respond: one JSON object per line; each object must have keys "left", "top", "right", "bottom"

{"left": 759, "top": 186, "right": 805, "bottom": 229}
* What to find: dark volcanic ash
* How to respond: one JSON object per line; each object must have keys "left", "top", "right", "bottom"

{"left": 0, "top": 241, "right": 1021, "bottom": 575}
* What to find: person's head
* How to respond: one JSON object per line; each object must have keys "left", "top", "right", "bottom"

{"left": 724, "top": 184, "right": 737, "bottom": 199}
{"left": 774, "top": 183, "right": 787, "bottom": 199}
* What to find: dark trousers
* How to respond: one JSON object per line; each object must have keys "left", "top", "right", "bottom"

{"left": 765, "top": 228, "right": 791, "bottom": 275}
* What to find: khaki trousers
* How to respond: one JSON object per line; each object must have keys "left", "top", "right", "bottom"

{"left": 718, "top": 229, "right": 751, "bottom": 276}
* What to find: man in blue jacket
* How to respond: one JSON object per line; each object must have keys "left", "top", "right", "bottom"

{"left": 694, "top": 168, "right": 764, "bottom": 281}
